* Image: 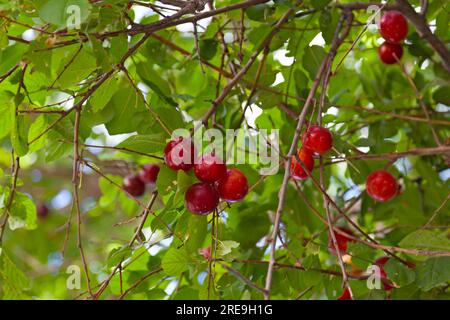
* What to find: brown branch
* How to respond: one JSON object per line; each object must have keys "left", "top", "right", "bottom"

{"left": 294, "top": 181, "right": 450, "bottom": 258}
{"left": 236, "top": 46, "right": 270, "bottom": 128}
{"left": 49, "top": 44, "right": 84, "bottom": 89}
{"left": 420, "top": 0, "right": 428, "bottom": 16}
{"left": 72, "top": 106, "right": 94, "bottom": 298}
{"left": 397, "top": 61, "right": 443, "bottom": 150}
{"left": 120, "top": 65, "right": 172, "bottom": 136}
{"left": 7, "top": 35, "right": 30, "bottom": 44}
{"left": 82, "top": 143, "right": 164, "bottom": 160}
{"left": 334, "top": 104, "right": 450, "bottom": 126}
{"left": 0, "top": 64, "right": 19, "bottom": 84}
{"left": 342, "top": 146, "right": 450, "bottom": 161}
{"left": 233, "top": 259, "right": 368, "bottom": 280}
{"left": 336, "top": 2, "right": 396, "bottom": 11}
{"left": 123, "top": 0, "right": 271, "bottom": 36}
{"left": 263, "top": 8, "right": 354, "bottom": 300}
{"left": 202, "top": 2, "right": 300, "bottom": 124}
{"left": 219, "top": 262, "right": 268, "bottom": 294}
{"left": 82, "top": 160, "right": 181, "bottom": 242}
{"left": 117, "top": 267, "right": 163, "bottom": 300}
{"left": 299, "top": 163, "right": 423, "bottom": 263}
{"left": 320, "top": 12, "right": 354, "bottom": 299}
{"left": 423, "top": 192, "right": 450, "bottom": 228}
{"left": 29, "top": 32, "right": 152, "bottom": 146}
{"left": 129, "top": 191, "right": 159, "bottom": 247}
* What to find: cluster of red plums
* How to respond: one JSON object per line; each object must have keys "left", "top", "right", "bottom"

{"left": 122, "top": 137, "right": 249, "bottom": 215}
{"left": 291, "top": 125, "right": 399, "bottom": 203}
{"left": 290, "top": 125, "right": 333, "bottom": 180}
{"left": 164, "top": 137, "right": 249, "bottom": 215}
{"left": 378, "top": 11, "right": 408, "bottom": 64}
{"left": 122, "top": 163, "right": 160, "bottom": 197}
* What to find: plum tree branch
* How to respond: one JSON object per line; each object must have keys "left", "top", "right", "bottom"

{"left": 219, "top": 262, "right": 268, "bottom": 294}
{"left": 129, "top": 191, "right": 159, "bottom": 247}
{"left": 202, "top": 1, "right": 304, "bottom": 125}
{"left": 294, "top": 181, "right": 450, "bottom": 258}
{"left": 72, "top": 106, "right": 94, "bottom": 298}
{"left": 341, "top": 146, "right": 450, "bottom": 161}
{"left": 117, "top": 267, "right": 163, "bottom": 300}
{"left": 318, "top": 12, "right": 355, "bottom": 298}
{"left": 263, "top": 9, "right": 353, "bottom": 300}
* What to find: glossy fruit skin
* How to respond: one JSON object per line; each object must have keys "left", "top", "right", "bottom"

{"left": 380, "top": 11, "right": 408, "bottom": 43}
{"left": 185, "top": 183, "right": 219, "bottom": 215}
{"left": 164, "top": 137, "right": 195, "bottom": 171}
{"left": 302, "top": 125, "right": 333, "bottom": 155}
{"left": 374, "top": 257, "right": 394, "bottom": 291}
{"left": 366, "top": 170, "right": 398, "bottom": 202}
{"left": 328, "top": 227, "right": 355, "bottom": 255}
{"left": 338, "top": 287, "right": 352, "bottom": 300}
{"left": 37, "top": 203, "right": 49, "bottom": 219}
{"left": 379, "top": 42, "right": 403, "bottom": 64}
{"left": 194, "top": 154, "right": 227, "bottom": 183}
{"left": 139, "top": 164, "right": 160, "bottom": 184}
{"left": 216, "top": 168, "right": 249, "bottom": 202}
{"left": 290, "top": 148, "right": 314, "bottom": 180}
{"left": 123, "top": 174, "right": 146, "bottom": 197}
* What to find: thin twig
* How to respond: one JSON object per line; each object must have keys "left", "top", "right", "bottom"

{"left": 117, "top": 267, "right": 163, "bottom": 300}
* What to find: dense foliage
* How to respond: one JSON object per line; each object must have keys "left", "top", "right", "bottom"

{"left": 0, "top": 0, "right": 449, "bottom": 300}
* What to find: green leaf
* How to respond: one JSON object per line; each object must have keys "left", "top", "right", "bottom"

{"left": 354, "top": 138, "right": 376, "bottom": 147}
{"left": 8, "top": 192, "right": 37, "bottom": 231}
{"left": 90, "top": 75, "right": 120, "bottom": 112}
{"left": 399, "top": 230, "right": 450, "bottom": 253}
{"left": 245, "top": 4, "right": 273, "bottom": 22}
{"left": 0, "top": 91, "right": 15, "bottom": 139}
{"left": 98, "top": 175, "right": 120, "bottom": 207}
{"left": 309, "top": 0, "right": 331, "bottom": 10}
{"left": 173, "top": 170, "right": 194, "bottom": 205}
{"left": 384, "top": 259, "right": 416, "bottom": 287}
{"left": 39, "top": 0, "right": 92, "bottom": 28}
{"left": 161, "top": 248, "right": 195, "bottom": 276}
{"left": 105, "top": 84, "right": 146, "bottom": 135}
{"left": 319, "top": 9, "right": 339, "bottom": 44}
{"left": 433, "top": 86, "right": 450, "bottom": 105}
{"left": 185, "top": 215, "right": 208, "bottom": 253}
{"left": 0, "top": 253, "right": 31, "bottom": 299}
{"left": 435, "top": 9, "right": 449, "bottom": 40}
{"left": 415, "top": 257, "right": 450, "bottom": 291}
{"left": 107, "top": 246, "right": 132, "bottom": 268}
{"left": 45, "top": 132, "right": 72, "bottom": 162}
{"left": 217, "top": 240, "right": 240, "bottom": 257}
{"left": 156, "top": 165, "right": 177, "bottom": 196}
{"left": 11, "top": 114, "right": 29, "bottom": 157}
{"left": 28, "top": 115, "right": 48, "bottom": 153}
{"left": 56, "top": 47, "right": 97, "bottom": 88}
{"left": 0, "top": 44, "right": 28, "bottom": 75}
{"left": 116, "top": 133, "right": 166, "bottom": 154}
{"left": 302, "top": 45, "right": 327, "bottom": 80}
{"left": 153, "top": 106, "right": 184, "bottom": 134}
{"left": 199, "top": 40, "right": 218, "bottom": 61}
{"left": 137, "top": 63, "right": 177, "bottom": 107}
{"left": 294, "top": 69, "right": 309, "bottom": 96}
